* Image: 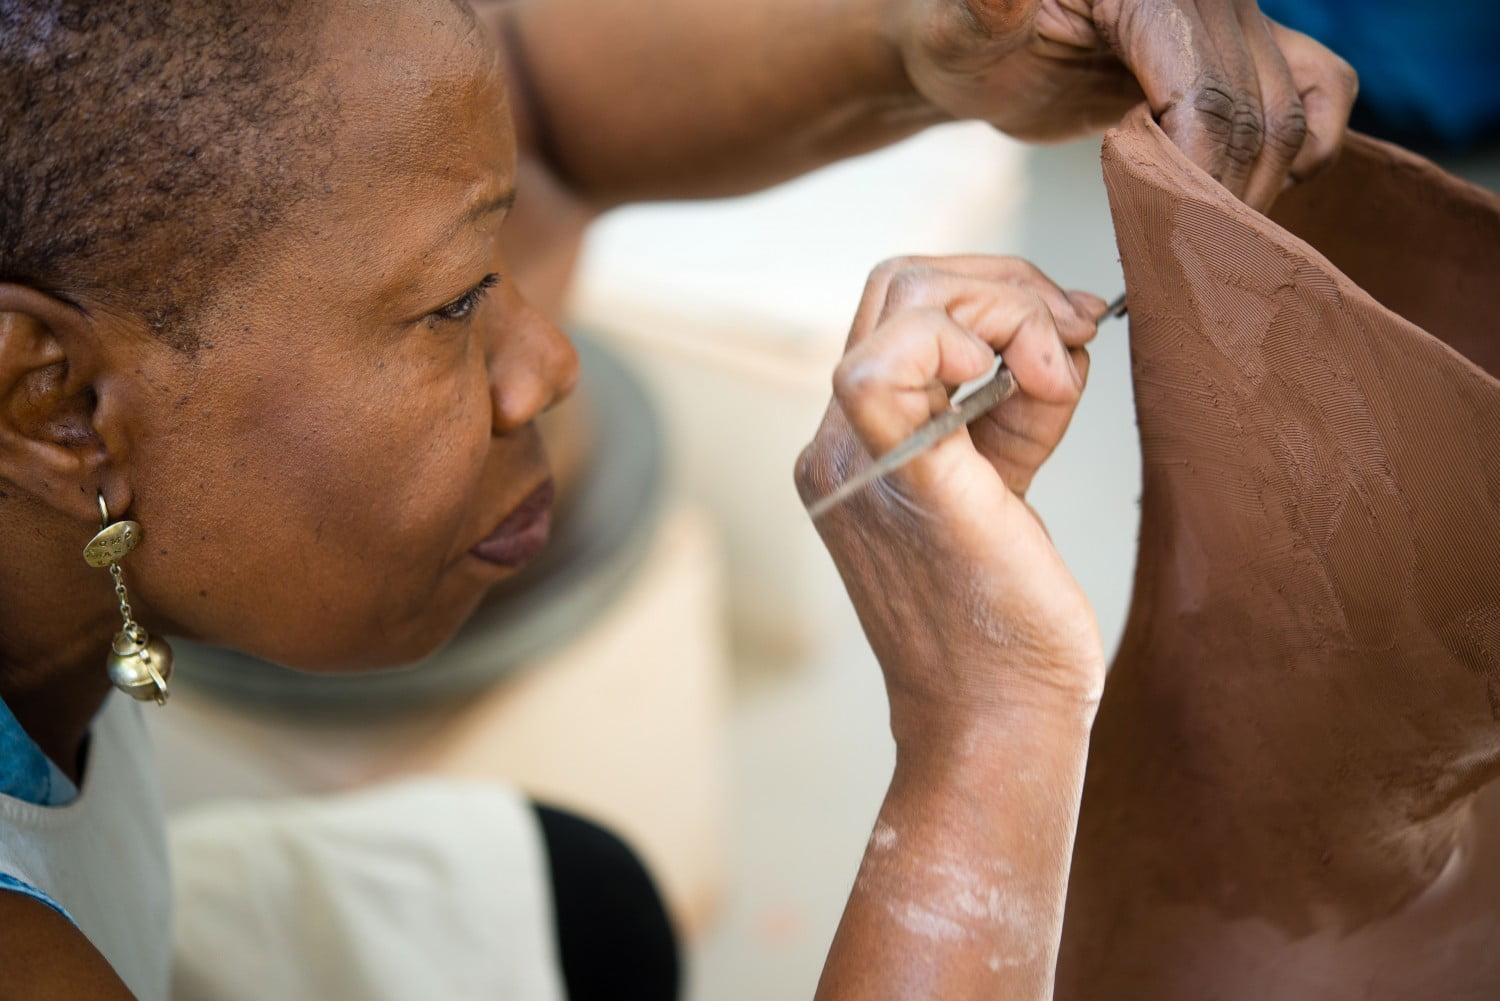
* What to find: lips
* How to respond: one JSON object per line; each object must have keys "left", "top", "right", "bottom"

{"left": 469, "top": 479, "right": 555, "bottom": 567}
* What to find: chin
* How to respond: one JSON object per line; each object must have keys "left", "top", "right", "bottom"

{"left": 319, "top": 588, "right": 493, "bottom": 674}
{"left": 187, "top": 563, "right": 512, "bottom": 675}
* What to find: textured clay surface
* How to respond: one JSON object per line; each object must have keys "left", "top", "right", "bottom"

{"left": 1056, "top": 106, "right": 1500, "bottom": 1000}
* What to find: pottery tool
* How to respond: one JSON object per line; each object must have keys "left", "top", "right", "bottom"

{"left": 806, "top": 291, "right": 1127, "bottom": 520}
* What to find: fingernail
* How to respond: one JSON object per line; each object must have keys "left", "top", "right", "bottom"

{"left": 1067, "top": 290, "right": 1107, "bottom": 321}
{"left": 1067, "top": 351, "right": 1084, "bottom": 389}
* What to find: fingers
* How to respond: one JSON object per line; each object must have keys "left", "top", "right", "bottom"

{"left": 833, "top": 306, "right": 994, "bottom": 456}
{"left": 971, "top": 346, "right": 1091, "bottom": 495}
{"left": 1098, "top": 0, "right": 1354, "bottom": 208}
{"left": 1066, "top": 289, "right": 1111, "bottom": 323}
{"left": 1267, "top": 21, "right": 1357, "bottom": 185}
{"left": 1236, "top": 13, "right": 1307, "bottom": 210}
{"left": 834, "top": 267, "right": 1092, "bottom": 458}
{"left": 1098, "top": 0, "right": 1243, "bottom": 190}
{"left": 808, "top": 257, "right": 1101, "bottom": 513}
{"left": 849, "top": 256, "right": 1100, "bottom": 349}
{"left": 950, "top": 283, "right": 1089, "bottom": 403}
{"left": 1188, "top": 0, "right": 1267, "bottom": 200}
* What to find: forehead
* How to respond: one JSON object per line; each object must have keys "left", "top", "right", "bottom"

{"left": 236, "top": 0, "right": 517, "bottom": 315}
{"left": 317, "top": 0, "right": 513, "bottom": 200}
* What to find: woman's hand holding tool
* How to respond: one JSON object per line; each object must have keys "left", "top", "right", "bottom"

{"left": 799, "top": 256, "right": 1106, "bottom": 1000}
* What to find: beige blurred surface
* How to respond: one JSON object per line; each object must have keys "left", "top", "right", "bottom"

{"left": 397, "top": 502, "right": 731, "bottom": 933}
{"left": 152, "top": 502, "right": 730, "bottom": 934}
{"left": 570, "top": 122, "right": 1031, "bottom": 658}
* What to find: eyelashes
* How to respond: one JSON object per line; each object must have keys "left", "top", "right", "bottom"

{"left": 430, "top": 273, "right": 500, "bottom": 324}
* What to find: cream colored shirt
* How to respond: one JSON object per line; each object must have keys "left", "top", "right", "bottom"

{"left": 0, "top": 693, "right": 173, "bottom": 1000}
{"left": 170, "top": 778, "right": 566, "bottom": 1001}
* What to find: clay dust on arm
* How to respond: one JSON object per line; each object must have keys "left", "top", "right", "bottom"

{"left": 797, "top": 256, "right": 1111, "bottom": 1001}
{"left": 815, "top": 706, "right": 1093, "bottom": 1001}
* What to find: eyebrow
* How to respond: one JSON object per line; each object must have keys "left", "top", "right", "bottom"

{"left": 394, "top": 186, "right": 518, "bottom": 304}
{"left": 465, "top": 188, "right": 518, "bottom": 223}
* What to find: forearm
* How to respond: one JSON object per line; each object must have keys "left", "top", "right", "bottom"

{"left": 817, "top": 696, "right": 1096, "bottom": 1001}
{"left": 483, "top": 0, "right": 945, "bottom": 205}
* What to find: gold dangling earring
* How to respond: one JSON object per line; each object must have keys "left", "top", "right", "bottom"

{"left": 83, "top": 493, "right": 173, "bottom": 705}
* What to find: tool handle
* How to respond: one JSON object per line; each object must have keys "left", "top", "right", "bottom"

{"left": 807, "top": 366, "right": 1017, "bottom": 519}
{"left": 806, "top": 290, "right": 1125, "bottom": 519}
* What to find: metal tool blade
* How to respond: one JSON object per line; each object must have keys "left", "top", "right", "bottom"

{"left": 806, "top": 291, "right": 1127, "bottom": 519}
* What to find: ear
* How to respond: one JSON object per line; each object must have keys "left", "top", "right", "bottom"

{"left": 0, "top": 284, "right": 132, "bottom": 524}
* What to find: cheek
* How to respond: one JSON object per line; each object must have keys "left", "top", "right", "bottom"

{"left": 130, "top": 341, "right": 495, "bottom": 668}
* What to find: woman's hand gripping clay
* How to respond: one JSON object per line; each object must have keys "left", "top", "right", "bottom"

{"left": 797, "top": 257, "right": 1107, "bottom": 1001}
{"left": 892, "top": 0, "right": 1360, "bottom": 210}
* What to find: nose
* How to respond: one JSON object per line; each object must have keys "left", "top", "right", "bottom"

{"left": 489, "top": 293, "right": 579, "bottom": 436}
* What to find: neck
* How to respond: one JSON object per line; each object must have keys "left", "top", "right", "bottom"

{"left": 1, "top": 665, "right": 113, "bottom": 785}
{"left": 1, "top": 502, "right": 123, "bottom": 783}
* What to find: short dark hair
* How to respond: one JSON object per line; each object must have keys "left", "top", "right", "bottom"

{"left": 0, "top": 2, "right": 330, "bottom": 348}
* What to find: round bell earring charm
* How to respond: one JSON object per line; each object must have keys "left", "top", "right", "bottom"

{"left": 84, "top": 494, "right": 173, "bottom": 705}
{"left": 105, "top": 629, "right": 174, "bottom": 704}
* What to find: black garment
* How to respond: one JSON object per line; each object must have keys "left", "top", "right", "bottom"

{"left": 534, "top": 805, "right": 681, "bottom": 1001}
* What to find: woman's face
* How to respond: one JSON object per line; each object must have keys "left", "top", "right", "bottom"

{"left": 108, "top": 4, "right": 577, "bottom": 670}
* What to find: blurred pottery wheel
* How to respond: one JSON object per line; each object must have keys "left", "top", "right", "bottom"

{"left": 173, "top": 332, "right": 663, "bottom": 713}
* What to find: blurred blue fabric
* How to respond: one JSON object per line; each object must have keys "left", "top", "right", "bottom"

{"left": 0, "top": 696, "right": 78, "bottom": 922}
{"left": 1260, "top": 0, "right": 1500, "bottom": 150}
{"left": 0, "top": 696, "right": 76, "bottom": 807}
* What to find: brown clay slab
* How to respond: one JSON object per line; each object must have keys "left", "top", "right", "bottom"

{"left": 1057, "top": 105, "right": 1500, "bottom": 1001}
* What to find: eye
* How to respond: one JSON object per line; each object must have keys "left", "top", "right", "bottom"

{"left": 430, "top": 273, "right": 499, "bottom": 324}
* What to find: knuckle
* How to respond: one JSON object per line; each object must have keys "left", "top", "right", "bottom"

{"left": 1187, "top": 75, "right": 1238, "bottom": 132}
{"left": 831, "top": 363, "right": 853, "bottom": 404}
{"left": 832, "top": 354, "right": 876, "bottom": 405}
{"left": 1262, "top": 101, "right": 1308, "bottom": 157}
{"left": 884, "top": 267, "right": 936, "bottom": 309}
{"left": 1335, "top": 56, "right": 1359, "bottom": 98}
{"left": 1188, "top": 76, "right": 1266, "bottom": 168}
{"left": 793, "top": 442, "right": 825, "bottom": 502}
{"left": 870, "top": 255, "right": 921, "bottom": 285}
{"left": 1010, "top": 283, "right": 1048, "bottom": 319}
{"left": 794, "top": 434, "right": 856, "bottom": 505}
{"left": 1091, "top": 0, "right": 1127, "bottom": 50}
{"left": 998, "top": 255, "right": 1047, "bottom": 286}
{"left": 1228, "top": 107, "right": 1265, "bottom": 167}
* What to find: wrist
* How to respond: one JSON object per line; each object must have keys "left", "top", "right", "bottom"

{"left": 889, "top": 667, "right": 1102, "bottom": 771}
{"left": 864, "top": 0, "right": 952, "bottom": 115}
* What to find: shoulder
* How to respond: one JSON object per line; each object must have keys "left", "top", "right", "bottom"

{"left": 0, "top": 889, "right": 137, "bottom": 1000}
